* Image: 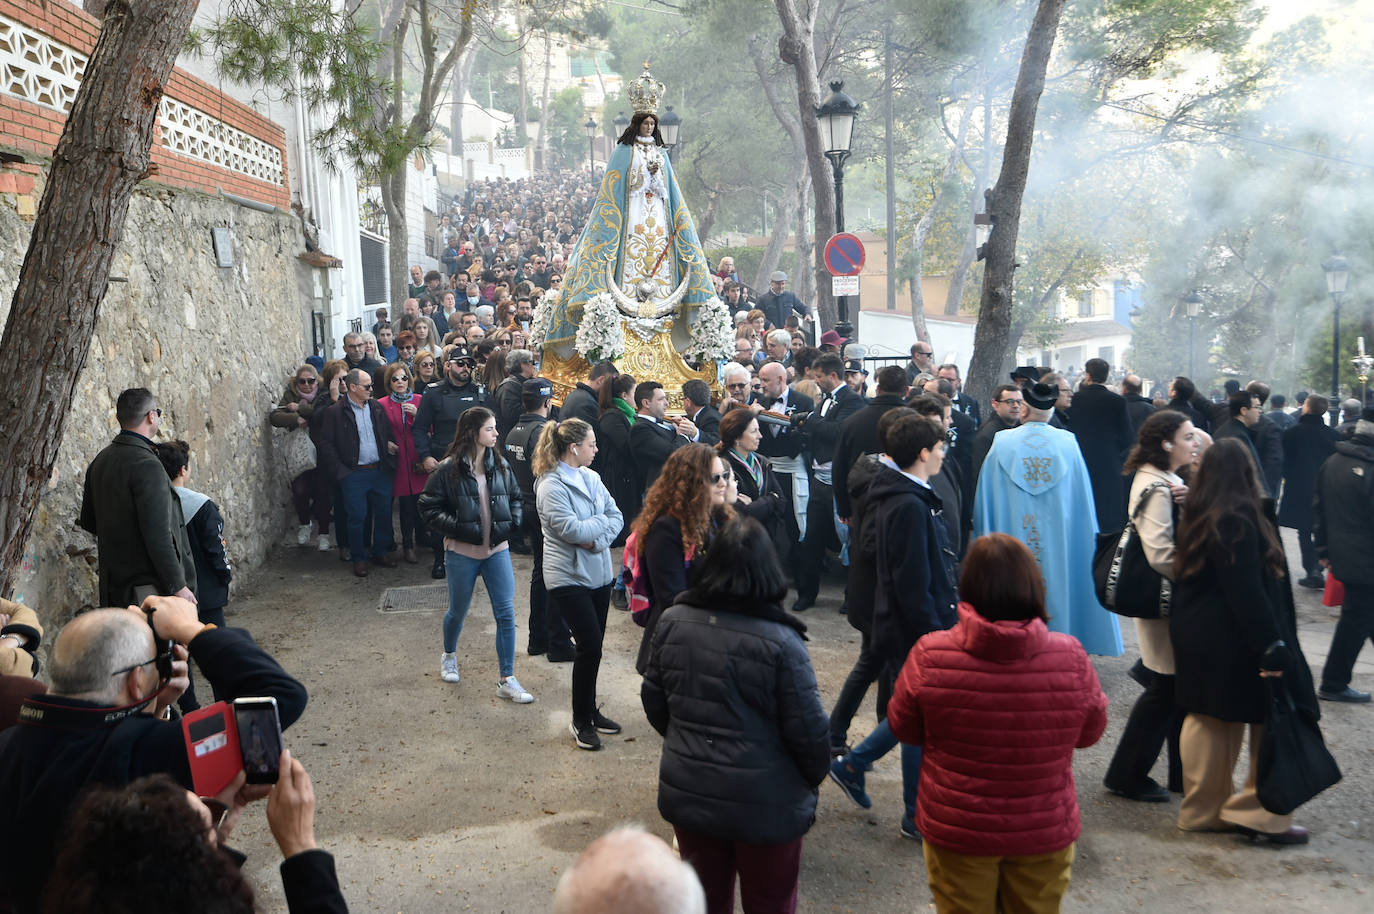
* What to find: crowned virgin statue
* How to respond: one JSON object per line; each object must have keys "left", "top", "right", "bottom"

{"left": 532, "top": 64, "right": 732, "bottom": 405}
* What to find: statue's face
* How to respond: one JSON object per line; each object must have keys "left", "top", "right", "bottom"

{"left": 639, "top": 116, "right": 657, "bottom": 136}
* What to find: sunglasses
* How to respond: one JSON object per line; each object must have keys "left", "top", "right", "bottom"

{"left": 710, "top": 469, "right": 734, "bottom": 485}
{"left": 297, "top": 377, "right": 317, "bottom": 385}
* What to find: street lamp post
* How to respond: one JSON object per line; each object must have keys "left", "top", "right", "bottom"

{"left": 584, "top": 117, "right": 597, "bottom": 172}
{"left": 1184, "top": 291, "right": 1202, "bottom": 378}
{"left": 815, "top": 79, "right": 860, "bottom": 339}
{"left": 658, "top": 105, "right": 681, "bottom": 161}
{"left": 1324, "top": 253, "right": 1350, "bottom": 425}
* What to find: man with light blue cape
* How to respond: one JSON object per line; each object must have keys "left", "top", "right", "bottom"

{"left": 973, "top": 381, "right": 1123, "bottom": 656}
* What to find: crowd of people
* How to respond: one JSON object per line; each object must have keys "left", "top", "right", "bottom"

{"left": 2, "top": 166, "right": 1369, "bottom": 912}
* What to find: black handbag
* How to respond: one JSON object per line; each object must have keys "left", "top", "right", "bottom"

{"left": 1257, "top": 678, "right": 1341, "bottom": 815}
{"left": 1093, "top": 481, "right": 1173, "bottom": 618}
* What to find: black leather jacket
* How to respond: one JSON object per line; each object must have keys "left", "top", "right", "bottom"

{"left": 418, "top": 450, "right": 522, "bottom": 546}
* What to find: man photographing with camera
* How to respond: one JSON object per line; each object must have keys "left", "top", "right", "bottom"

{"left": 0, "top": 596, "right": 308, "bottom": 913}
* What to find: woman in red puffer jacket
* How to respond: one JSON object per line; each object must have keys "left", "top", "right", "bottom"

{"left": 887, "top": 533, "right": 1108, "bottom": 914}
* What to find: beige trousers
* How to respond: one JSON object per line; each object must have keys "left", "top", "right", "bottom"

{"left": 1177, "top": 712, "right": 1291, "bottom": 833}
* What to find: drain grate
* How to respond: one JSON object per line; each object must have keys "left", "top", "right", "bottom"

{"left": 379, "top": 583, "right": 453, "bottom": 614}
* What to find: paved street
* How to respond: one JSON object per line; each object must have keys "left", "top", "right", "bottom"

{"left": 219, "top": 529, "right": 1371, "bottom": 912}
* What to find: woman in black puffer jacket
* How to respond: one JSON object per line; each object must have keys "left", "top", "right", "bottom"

{"left": 641, "top": 516, "right": 830, "bottom": 914}
{"left": 419, "top": 407, "right": 533, "bottom": 704}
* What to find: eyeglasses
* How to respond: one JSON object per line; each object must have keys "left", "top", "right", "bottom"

{"left": 297, "top": 377, "right": 317, "bottom": 385}
{"left": 996, "top": 398, "right": 1024, "bottom": 406}
{"left": 392, "top": 376, "right": 409, "bottom": 383}
{"left": 417, "top": 361, "right": 435, "bottom": 368}
{"left": 726, "top": 382, "right": 748, "bottom": 391}
{"left": 709, "top": 469, "right": 734, "bottom": 485}
{"left": 353, "top": 382, "right": 372, "bottom": 390}
{"left": 399, "top": 345, "right": 416, "bottom": 352}
{"left": 111, "top": 609, "right": 174, "bottom": 680}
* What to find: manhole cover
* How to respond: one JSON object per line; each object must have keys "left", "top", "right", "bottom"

{"left": 379, "top": 583, "right": 452, "bottom": 614}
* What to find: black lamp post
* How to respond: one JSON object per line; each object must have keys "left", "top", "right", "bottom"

{"left": 816, "top": 79, "right": 860, "bottom": 338}
{"left": 658, "top": 105, "right": 682, "bottom": 160}
{"left": 584, "top": 117, "right": 597, "bottom": 171}
{"left": 1184, "top": 291, "right": 1202, "bottom": 377}
{"left": 1325, "top": 253, "right": 1350, "bottom": 425}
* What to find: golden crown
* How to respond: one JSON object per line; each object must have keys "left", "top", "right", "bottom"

{"left": 627, "top": 62, "right": 664, "bottom": 116}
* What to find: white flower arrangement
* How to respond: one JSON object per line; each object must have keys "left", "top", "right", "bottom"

{"left": 574, "top": 292, "right": 627, "bottom": 363}
{"left": 686, "top": 295, "right": 734, "bottom": 363}
{"left": 528, "top": 289, "right": 558, "bottom": 349}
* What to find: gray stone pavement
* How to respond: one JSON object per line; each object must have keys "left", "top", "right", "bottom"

{"left": 214, "top": 527, "right": 1371, "bottom": 913}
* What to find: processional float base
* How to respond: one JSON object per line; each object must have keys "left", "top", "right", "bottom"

{"left": 542, "top": 320, "right": 719, "bottom": 415}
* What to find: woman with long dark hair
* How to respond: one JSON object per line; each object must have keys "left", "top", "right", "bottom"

{"left": 716, "top": 408, "right": 786, "bottom": 548}
{"left": 418, "top": 406, "right": 533, "bottom": 704}
{"left": 632, "top": 444, "right": 735, "bottom": 674}
{"left": 1102, "top": 409, "right": 1197, "bottom": 802}
{"left": 532, "top": 418, "right": 624, "bottom": 750}
{"left": 1170, "top": 437, "right": 1317, "bottom": 844}
{"left": 641, "top": 516, "right": 830, "bottom": 913}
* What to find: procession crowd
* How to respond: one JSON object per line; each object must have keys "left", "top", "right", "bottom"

{"left": 0, "top": 172, "right": 1368, "bottom": 914}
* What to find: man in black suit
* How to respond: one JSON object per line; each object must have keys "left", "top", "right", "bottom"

{"left": 1070, "top": 358, "right": 1135, "bottom": 532}
{"left": 834, "top": 366, "right": 909, "bottom": 522}
{"left": 792, "top": 354, "right": 866, "bottom": 612}
{"left": 318, "top": 368, "right": 398, "bottom": 577}
{"left": 937, "top": 363, "right": 980, "bottom": 427}
{"left": 1214, "top": 391, "right": 1269, "bottom": 492}
{"left": 1245, "top": 380, "right": 1285, "bottom": 498}
{"left": 971, "top": 384, "right": 1023, "bottom": 485}
{"left": 920, "top": 377, "right": 975, "bottom": 495}
{"left": 1279, "top": 394, "right": 1337, "bottom": 588}
{"left": 753, "top": 362, "right": 813, "bottom": 582}
{"left": 681, "top": 380, "right": 721, "bottom": 446}
{"left": 629, "top": 381, "right": 699, "bottom": 492}
{"left": 560, "top": 359, "right": 617, "bottom": 473}
{"left": 1165, "top": 376, "right": 1211, "bottom": 434}
{"left": 1120, "top": 374, "right": 1156, "bottom": 439}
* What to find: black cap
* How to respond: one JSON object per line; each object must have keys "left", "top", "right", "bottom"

{"left": 523, "top": 378, "right": 554, "bottom": 399}
{"left": 446, "top": 345, "right": 476, "bottom": 365}
{"left": 1010, "top": 366, "right": 1042, "bottom": 383}
{"left": 1024, "top": 381, "right": 1058, "bottom": 410}
{"left": 844, "top": 359, "right": 866, "bottom": 375}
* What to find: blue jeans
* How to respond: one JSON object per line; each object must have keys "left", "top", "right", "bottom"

{"left": 340, "top": 467, "right": 393, "bottom": 560}
{"left": 443, "top": 549, "right": 516, "bottom": 677}
{"left": 847, "top": 718, "right": 923, "bottom": 821}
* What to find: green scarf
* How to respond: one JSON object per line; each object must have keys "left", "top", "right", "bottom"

{"left": 613, "top": 397, "right": 636, "bottom": 424}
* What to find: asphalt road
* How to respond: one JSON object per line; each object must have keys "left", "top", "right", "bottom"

{"left": 219, "top": 529, "right": 1371, "bottom": 913}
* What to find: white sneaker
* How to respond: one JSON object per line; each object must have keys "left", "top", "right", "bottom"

{"left": 497, "top": 675, "right": 534, "bottom": 703}
{"left": 317, "top": 533, "right": 331, "bottom": 552}
{"left": 297, "top": 523, "right": 312, "bottom": 546}
{"left": 440, "top": 652, "right": 460, "bottom": 683}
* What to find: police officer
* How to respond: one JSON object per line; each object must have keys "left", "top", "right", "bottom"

{"left": 413, "top": 344, "right": 489, "bottom": 578}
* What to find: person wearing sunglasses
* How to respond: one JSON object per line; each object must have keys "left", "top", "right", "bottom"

{"left": 380, "top": 363, "right": 430, "bottom": 564}
{"left": 0, "top": 596, "right": 308, "bottom": 913}
{"left": 317, "top": 369, "right": 400, "bottom": 577}
{"left": 631, "top": 445, "right": 735, "bottom": 676}
{"left": 271, "top": 365, "right": 332, "bottom": 551}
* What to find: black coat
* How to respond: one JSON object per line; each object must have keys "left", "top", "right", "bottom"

{"left": 690, "top": 404, "right": 722, "bottom": 446}
{"left": 78, "top": 432, "right": 196, "bottom": 606}
{"left": 946, "top": 406, "right": 976, "bottom": 493}
{"left": 1070, "top": 384, "right": 1134, "bottom": 532}
{"left": 1313, "top": 431, "right": 1374, "bottom": 590}
{"left": 504, "top": 413, "right": 547, "bottom": 498}
{"left": 1277, "top": 414, "right": 1337, "bottom": 530}
{"left": 952, "top": 392, "right": 981, "bottom": 427}
{"left": 410, "top": 378, "right": 488, "bottom": 463}
{"left": 970, "top": 413, "right": 1014, "bottom": 485}
{"left": 722, "top": 449, "right": 786, "bottom": 549}
{"left": 1214, "top": 420, "right": 1269, "bottom": 494}
{"left": 756, "top": 289, "right": 808, "bottom": 332}
{"left": 1250, "top": 414, "right": 1285, "bottom": 498}
{"left": 1124, "top": 393, "right": 1156, "bottom": 439}
{"left": 0, "top": 628, "right": 308, "bottom": 913}
{"left": 1170, "top": 509, "right": 1316, "bottom": 723}
{"left": 800, "top": 384, "right": 865, "bottom": 468}
{"left": 630, "top": 417, "right": 690, "bottom": 492}
{"left": 869, "top": 465, "right": 959, "bottom": 664}
{"left": 560, "top": 383, "right": 604, "bottom": 472}
{"left": 641, "top": 591, "right": 830, "bottom": 846}
{"left": 493, "top": 376, "right": 525, "bottom": 439}
{"left": 598, "top": 409, "right": 641, "bottom": 543}
{"left": 832, "top": 394, "right": 906, "bottom": 517}
{"left": 1167, "top": 397, "right": 1211, "bottom": 435}
{"left": 844, "top": 456, "right": 882, "bottom": 635}
{"left": 417, "top": 451, "right": 522, "bottom": 547}
{"left": 179, "top": 493, "right": 232, "bottom": 610}
{"left": 317, "top": 398, "right": 397, "bottom": 480}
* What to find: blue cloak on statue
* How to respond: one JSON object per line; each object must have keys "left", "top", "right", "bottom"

{"left": 538, "top": 138, "right": 717, "bottom": 357}
{"left": 972, "top": 421, "right": 1124, "bottom": 656}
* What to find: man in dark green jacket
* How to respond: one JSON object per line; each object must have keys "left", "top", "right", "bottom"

{"left": 78, "top": 388, "right": 196, "bottom": 606}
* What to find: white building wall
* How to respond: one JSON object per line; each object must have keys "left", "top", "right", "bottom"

{"left": 857, "top": 311, "right": 977, "bottom": 377}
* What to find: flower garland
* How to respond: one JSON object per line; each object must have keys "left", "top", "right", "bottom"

{"left": 528, "top": 288, "right": 558, "bottom": 349}
{"left": 574, "top": 292, "right": 627, "bottom": 363}
{"left": 686, "top": 295, "right": 734, "bottom": 363}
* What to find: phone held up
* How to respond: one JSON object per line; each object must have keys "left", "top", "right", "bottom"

{"left": 233, "top": 696, "right": 284, "bottom": 784}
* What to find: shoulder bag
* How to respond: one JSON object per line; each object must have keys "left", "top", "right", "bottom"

{"left": 1093, "top": 480, "right": 1173, "bottom": 618}
{"left": 1257, "top": 677, "right": 1341, "bottom": 815}
{"left": 281, "top": 427, "right": 317, "bottom": 479}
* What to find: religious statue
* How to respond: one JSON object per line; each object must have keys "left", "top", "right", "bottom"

{"left": 532, "top": 64, "right": 733, "bottom": 408}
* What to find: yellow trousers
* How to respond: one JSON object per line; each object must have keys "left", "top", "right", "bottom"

{"left": 923, "top": 841, "right": 1074, "bottom": 914}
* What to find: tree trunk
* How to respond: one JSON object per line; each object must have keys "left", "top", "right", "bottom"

{"left": 515, "top": 5, "right": 528, "bottom": 144}
{"left": 383, "top": 167, "right": 409, "bottom": 312}
{"left": 773, "top": 0, "right": 836, "bottom": 328}
{"left": 756, "top": 160, "right": 804, "bottom": 292}
{"left": 793, "top": 176, "right": 814, "bottom": 311}
{"left": 964, "top": 0, "right": 1068, "bottom": 407}
{"left": 945, "top": 85, "right": 993, "bottom": 316}
{"left": 450, "top": 45, "right": 476, "bottom": 153}
{"left": 533, "top": 32, "right": 553, "bottom": 170}
{"left": 910, "top": 100, "right": 974, "bottom": 341}
{"left": 0, "top": 0, "right": 200, "bottom": 599}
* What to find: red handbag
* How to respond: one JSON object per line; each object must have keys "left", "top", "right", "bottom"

{"left": 1322, "top": 573, "right": 1345, "bottom": 608}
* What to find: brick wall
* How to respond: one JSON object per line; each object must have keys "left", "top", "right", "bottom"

{"left": 0, "top": 0, "right": 290, "bottom": 209}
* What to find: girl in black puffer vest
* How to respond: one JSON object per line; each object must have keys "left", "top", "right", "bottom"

{"left": 419, "top": 407, "right": 533, "bottom": 704}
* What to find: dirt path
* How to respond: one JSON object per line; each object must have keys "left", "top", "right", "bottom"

{"left": 220, "top": 533, "right": 1371, "bottom": 913}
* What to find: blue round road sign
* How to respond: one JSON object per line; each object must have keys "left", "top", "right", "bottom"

{"left": 824, "top": 233, "right": 865, "bottom": 276}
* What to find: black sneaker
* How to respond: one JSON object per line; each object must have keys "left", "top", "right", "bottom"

{"left": 591, "top": 708, "right": 622, "bottom": 734}
{"left": 1317, "top": 686, "right": 1371, "bottom": 703}
{"left": 610, "top": 588, "right": 629, "bottom": 610}
{"left": 570, "top": 720, "right": 602, "bottom": 750}
{"left": 1298, "top": 573, "right": 1325, "bottom": 590}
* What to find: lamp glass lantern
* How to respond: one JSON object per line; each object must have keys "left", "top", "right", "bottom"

{"left": 613, "top": 111, "right": 629, "bottom": 135}
{"left": 1325, "top": 254, "right": 1349, "bottom": 296}
{"left": 583, "top": 117, "right": 597, "bottom": 138}
{"left": 816, "top": 80, "right": 858, "bottom": 158}
{"left": 1184, "top": 291, "right": 1202, "bottom": 318}
{"left": 658, "top": 105, "right": 682, "bottom": 148}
